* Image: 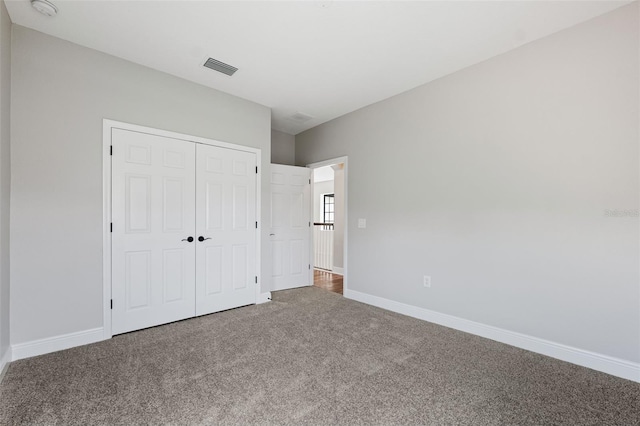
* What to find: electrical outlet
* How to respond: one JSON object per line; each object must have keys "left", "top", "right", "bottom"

{"left": 423, "top": 275, "right": 431, "bottom": 288}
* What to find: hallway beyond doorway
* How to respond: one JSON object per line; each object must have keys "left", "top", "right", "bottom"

{"left": 313, "top": 270, "right": 343, "bottom": 295}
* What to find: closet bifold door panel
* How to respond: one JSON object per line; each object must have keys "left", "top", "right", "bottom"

{"left": 111, "top": 129, "right": 197, "bottom": 335}
{"left": 195, "top": 144, "right": 257, "bottom": 316}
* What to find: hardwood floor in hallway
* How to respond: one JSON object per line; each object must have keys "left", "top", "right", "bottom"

{"left": 313, "top": 269, "right": 343, "bottom": 295}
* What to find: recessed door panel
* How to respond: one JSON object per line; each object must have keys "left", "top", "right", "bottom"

{"left": 233, "top": 185, "right": 248, "bottom": 230}
{"left": 125, "top": 251, "right": 151, "bottom": 310}
{"left": 164, "top": 150, "right": 185, "bottom": 169}
{"left": 126, "top": 175, "right": 151, "bottom": 233}
{"left": 271, "top": 172, "right": 285, "bottom": 185}
{"left": 205, "top": 182, "right": 223, "bottom": 230}
{"left": 163, "top": 177, "right": 185, "bottom": 232}
{"left": 163, "top": 249, "right": 185, "bottom": 303}
{"left": 126, "top": 144, "right": 151, "bottom": 165}
{"left": 233, "top": 160, "right": 247, "bottom": 176}
{"left": 271, "top": 240, "right": 284, "bottom": 278}
{"left": 206, "top": 156, "right": 223, "bottom": 173}
{"left": 271, "top": 193, "right": 288, "bottom": 228}
{"left": 232, "top": 245, "right": 248, "bottom": 290}
{"left": 205, "top": 246, "right": 223, "bottom": 295}
{"left": 291, "top": 193, "right": 305, "bottom": 228}
{"left": 290, "top": 239, "right": 304, "bottom": 276}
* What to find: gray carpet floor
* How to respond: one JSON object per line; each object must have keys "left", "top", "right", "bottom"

{"left": 1, "top": 287, "right": 639, "bottom": 425}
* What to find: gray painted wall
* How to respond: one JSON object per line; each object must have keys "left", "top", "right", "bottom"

{"left": 296, "top": 4, "right": 639, "bottom": 363}
{"left": 11, "top": 26, "right": 271, "bottom": 345}
{"left": 0, "top": 0, "right": 11, "bottom": 366}
{"left": 271, "top": 129, "right": 295, "bottom": 165}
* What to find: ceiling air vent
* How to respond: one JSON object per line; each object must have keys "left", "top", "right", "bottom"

{"left": 289, "top": 112, "right": 314, "bottom": 123}
{"left": 203, "top": 58, "right": 238, "bottom": 76}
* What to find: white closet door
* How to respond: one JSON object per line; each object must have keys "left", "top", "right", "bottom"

{"left": 270, "top": 164, "right": 312, "bottom": 291}
{"left": 195, "top": 144, "right": 257, "bottom": 316}
{"left": 112, "top": 129, "right": 196, "bottom": 335}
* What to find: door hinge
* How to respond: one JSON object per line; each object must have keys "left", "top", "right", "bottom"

{"left": 255, "top": 221, "right": 258, "bottom": 229}
{"left": 256, "top": 166, "right": 258, "bottom": 174}
{"left": 110, "top": 145, "right": 113, "bottom": 156}
{"left": 309, "top": 179, "right": 311, "bottom": 185}
{"left": 110, "top": 299, "right": 113, "bottom": 310}
{"left": 309, "top": 222, "right": 311, "bottom": 227}
{"left": 255, "top": 276, "right": 258, "bottom": 284}
{"left": 110, "top": 223, "right": 113, "bottom": 233}
{"left": 308, "top": 264, "right": 311, "bottom": 270}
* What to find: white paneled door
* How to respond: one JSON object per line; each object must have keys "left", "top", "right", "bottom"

{"left": 270, "top": 164, "right": 312, "bottom": 291}
{"left": 195, "top": 144, "right": 257, "bottom": 315}
{"left": 111, "top": 129, "right": 197, "bottom": 335}
{"left": 111, "top": 128, "right": 257, "bottom": 335}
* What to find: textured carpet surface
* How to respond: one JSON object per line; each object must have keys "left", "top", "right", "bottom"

{"left": 1, "top": 287, "right": 639, "bottom": 425}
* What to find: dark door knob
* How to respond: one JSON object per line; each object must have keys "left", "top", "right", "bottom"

{"left": 198, "top": 236, "right": 212, "bottom": 242}
{"left": 182, "top": 236, "right": 194, "bottom": 242}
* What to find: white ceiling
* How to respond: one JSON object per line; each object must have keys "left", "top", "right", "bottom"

{"left": 5, "top": 0, "right": 629, "bottom": 135}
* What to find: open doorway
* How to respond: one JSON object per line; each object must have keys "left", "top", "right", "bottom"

{"left": 309, "top": 157, "right": 347, "bottom": 295}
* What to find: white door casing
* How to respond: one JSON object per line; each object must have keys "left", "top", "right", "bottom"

{"left": 195, "top": 144, "right": 257, "bottom": 315}
{"left": 307, "top": 156, "right": 349, "bottom": 294}
{"left": 270, "top": 164, "right": 312, "bottom": 291}
{"left": 111, "top": 129, "right": 197, "bottom": 335}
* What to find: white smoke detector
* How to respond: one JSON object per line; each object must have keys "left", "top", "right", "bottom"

{"left": 31, "top": 0, "right": 58, "bottom": 17}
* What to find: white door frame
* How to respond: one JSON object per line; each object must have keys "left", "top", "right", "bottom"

{"left": 102, "top": 119, "right": 262, "bottom": 339}
{"left": 307, "top": 156, "right": 348, "bottom": 294}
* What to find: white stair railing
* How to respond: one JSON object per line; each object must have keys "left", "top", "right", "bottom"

{"left": 313, "top": 223, "right": 334, "bottom": 271}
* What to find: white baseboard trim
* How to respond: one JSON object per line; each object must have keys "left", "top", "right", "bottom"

{"left": 331, "top": 267, "right": 344, "bottom": 275}
{"left": 11, "top": 327, "right": 106, "bottom": 362}
{"left": 344, "top": 289, "right": 640, "bottom": 383}
{"left": 0, "top": 346, "right": 11, "bottom": 383}
{"left": 257, "top": 292, "right": 272, "bottom": 304}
